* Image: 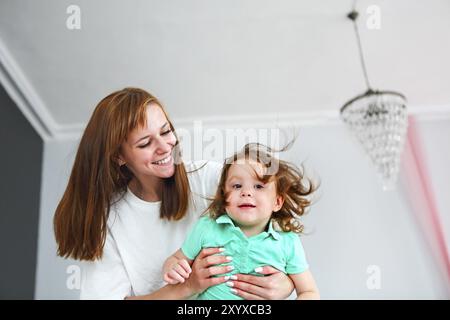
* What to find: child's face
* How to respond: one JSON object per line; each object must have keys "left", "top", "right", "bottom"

{"left": 224, "top": 159, "right": 283, "bottom": 232}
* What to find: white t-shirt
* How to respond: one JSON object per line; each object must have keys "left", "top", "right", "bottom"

{"left": 80, "top": 161, "right": 222, "bottom": 299}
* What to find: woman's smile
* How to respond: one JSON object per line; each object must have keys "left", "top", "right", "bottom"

{"left": 152, "top": 154, "right": 173, "bottom": 166}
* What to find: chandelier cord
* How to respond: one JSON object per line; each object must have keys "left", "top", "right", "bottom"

{"left": 348, "top": 0, "right": 372, "bottom": 91}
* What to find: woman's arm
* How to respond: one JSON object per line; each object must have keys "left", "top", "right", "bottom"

{"left": 289, "top": 270, "right": 320, "bottom": 300}
{"left": 227, "top": 266, "right": 295, "bottom": 300}
{"left": 126, "top": 247, "right": 231, "bottom": 300}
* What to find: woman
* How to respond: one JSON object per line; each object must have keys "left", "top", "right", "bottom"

{"left": 54, "top": 87, "right": 294, "bottom": 299}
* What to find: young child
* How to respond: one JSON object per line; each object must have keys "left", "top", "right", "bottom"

{"left": 162, "top": 143, "right": 320, "bottom": 300}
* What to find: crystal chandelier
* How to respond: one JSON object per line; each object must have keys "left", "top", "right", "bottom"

{"left": 340, "top": 6, "right": 408, "bottom": 190}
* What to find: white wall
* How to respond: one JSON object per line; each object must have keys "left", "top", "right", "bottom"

{"left": 36, "top": 137, "right": 81, "bottom": 299}
{"left": 35, "top": 116, "right": 450, "bottom": 299}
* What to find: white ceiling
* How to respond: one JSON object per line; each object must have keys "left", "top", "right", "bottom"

{"left": 1, "top": 0, "right": 450, "bottom": 130}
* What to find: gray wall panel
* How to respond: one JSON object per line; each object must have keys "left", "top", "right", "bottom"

{"left": 0, "top": 84, "right": 43, "bottom": 299}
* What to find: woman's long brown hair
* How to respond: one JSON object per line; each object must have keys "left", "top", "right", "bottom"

{"left": 54, "top": 88, "right": 190, "bottom": 261}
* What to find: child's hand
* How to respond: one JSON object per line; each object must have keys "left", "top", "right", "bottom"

{"left": 163, "top": 256, "right": 192, "bottom": 284}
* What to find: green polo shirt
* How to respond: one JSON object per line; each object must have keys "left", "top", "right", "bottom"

{"left": 181, "top": 214, "right": 309, "bottom": 300}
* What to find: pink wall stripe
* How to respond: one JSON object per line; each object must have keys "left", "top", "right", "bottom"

{"left": 400, "top": 115, "right": 450, "bottom": 296}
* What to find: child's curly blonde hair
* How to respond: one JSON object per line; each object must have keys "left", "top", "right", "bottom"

{"left": 205, "top": 141, "right": 319, "bottom": 233}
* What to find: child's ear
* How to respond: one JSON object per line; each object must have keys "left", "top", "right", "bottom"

{"left": 273, "top": 195, "right": 284, "bottom": 212}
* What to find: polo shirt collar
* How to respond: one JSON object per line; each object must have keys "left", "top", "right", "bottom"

{"left": 216, "top": 214, "right": 281, "bottom": 240}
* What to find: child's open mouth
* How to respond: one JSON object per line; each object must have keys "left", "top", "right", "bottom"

{"left": 238, "top": 203, "right": 256, "bottom": 208}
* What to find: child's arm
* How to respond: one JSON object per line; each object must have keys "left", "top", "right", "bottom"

{"left": 163, "top": 249, "right": 194, "bottom": 285}
{"left": 289, "top": 270, "right": 320, "bottom": 300}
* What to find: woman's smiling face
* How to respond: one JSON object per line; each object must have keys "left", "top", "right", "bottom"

{"left": 224, "top": 159, "right": 283, "bottom": 233}
{"left": 119, "top": 102, "right": 177, "bottom": 180}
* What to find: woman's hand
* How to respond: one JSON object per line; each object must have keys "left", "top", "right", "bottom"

{"left": 228, "top": 266, "right": 294, "bottom": 300}
{"left": 181, "top": 247, "right": 232, "bottom": 298}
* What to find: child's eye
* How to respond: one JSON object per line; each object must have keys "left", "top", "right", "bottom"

{"left": 162, "top": 129, "right": 172, "bottom": 135}
{"left": 232, "top": 184, "right": 241, "bottom": 189}
{"left": 255, "top": 184, "right": 264, "bottom": 189}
